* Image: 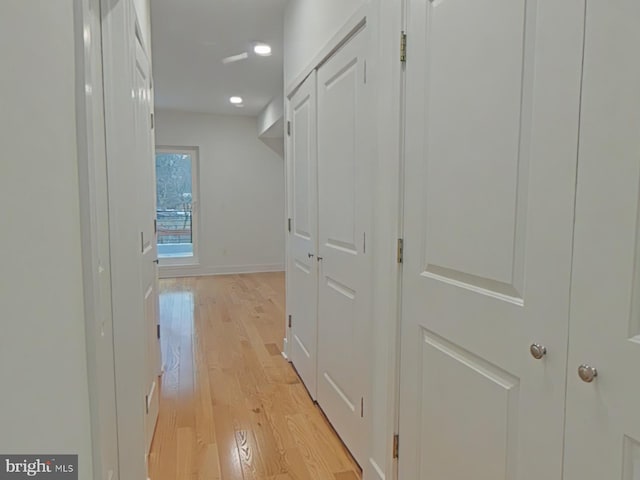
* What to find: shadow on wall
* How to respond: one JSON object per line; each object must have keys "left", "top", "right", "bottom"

{"left": 258, "top": 94, "right": 285, "bottom": 158}
{"left": 259, "top": 120, "right": 285, "bottom": 157}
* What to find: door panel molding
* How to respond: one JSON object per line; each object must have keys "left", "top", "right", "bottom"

{"left": 417, "top": 0, "right": 535, "bottom": 296}
{"left": 417, "top": 329, "right": 520, "bottom": 479}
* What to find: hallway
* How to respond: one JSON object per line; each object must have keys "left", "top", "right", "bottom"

{"left": 148, "top": 273, "right": 361, "bottom": 479}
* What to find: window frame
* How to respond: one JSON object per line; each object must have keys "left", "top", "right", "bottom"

{"left": 155, "top": 145, "right": 200, "bottom": 267}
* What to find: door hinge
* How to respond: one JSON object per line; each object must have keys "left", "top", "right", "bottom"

{"left": 145, "top": 395, "right": 149, "bottom": 414}
{"left": 288, "top": 314, "right": 292, "bottom": 328}
{"left": 393, "top": 434, "right": 400, "bottom": 459}
{"left": 400, "top": 31, "right": 407, "bottom": 63}
{"left": 154, "top": 218, "right": 157, "bottom": 234}
{"left": 397, "top": 238, "right": 404, "bottom": 263}
{"left": 288, "top": 218, "right": 292, "bottom": 233}
{"left": 157, "top": 324, "right": 161, "bottom": 339}
{"left": 150, "top": 112, "right": 154, "bottom": 129}
{"left": 360, "top": 397, "right": 364, "bottom": 418}
{"left": 287, "top": 121, "right": 291, "bottom": 136}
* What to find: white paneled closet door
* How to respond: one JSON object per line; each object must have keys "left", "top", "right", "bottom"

{"left": 563, "top": 2, "right": 640, "bottom": 478}
{"left": 133, "top": 32, "right": 160, "bottom": 456}
{"left": 287, "top": 72, "right": 320, "bottom": 399}
{"left": 316, "top": 26, "right": 372, "bottom": 466}
{"left": 398, "top": 0, "right": 584, "bottom": 478}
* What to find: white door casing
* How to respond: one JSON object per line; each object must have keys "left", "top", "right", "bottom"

{"left": 287, "top": 71, "right": 320, "bottom": 399}
{"left": 76, "top": 0, "right": 120, "bottom": 477}
{"left": 316, "top": 26, "right": 372, "bottom": 467}
{"left": 398, "top": 0, "right": 584, "bottom": 478}
{"left": 133, "top": 32, "right": 161, "bottom": 456}
{"left": 563, "top": 2, "right": 640, "bottom": 478}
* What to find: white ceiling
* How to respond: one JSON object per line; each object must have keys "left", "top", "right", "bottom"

{"left": 151, "top": 0, "right": 287, "bottom": 116}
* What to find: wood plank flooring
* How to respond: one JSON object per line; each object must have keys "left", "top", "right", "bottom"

{"left": 148, "top": 273, "right": 361, "bottom": 480}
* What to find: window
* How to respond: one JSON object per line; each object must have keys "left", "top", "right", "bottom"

{"left": 155, "top": 147, "right": 198, "bottom": 263}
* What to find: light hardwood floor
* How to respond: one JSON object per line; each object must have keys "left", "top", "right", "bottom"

{"left": 148, "top": 273, "right": 362, "bottom": 480}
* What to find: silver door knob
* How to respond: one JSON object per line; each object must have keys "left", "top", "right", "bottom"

{"left": 530, "top": 343, "right": 547, "bottom": 360}
{"left": 578, "top": 364, "right": 598, "bottom": 383}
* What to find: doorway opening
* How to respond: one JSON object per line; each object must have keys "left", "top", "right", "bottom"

{"left": 155, "top": 146, "right": 199, "bottom": 263}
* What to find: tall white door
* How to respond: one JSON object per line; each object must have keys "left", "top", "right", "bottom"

{"left": 133, "top": 34, "right": 160, "bottom": 455}
{"left": 287, "top": 72, "right": 319, "bottom": 399}
{"left": 316, "top": 27, "right": 371, "bottom": 466}
{"left": 398, "top": 0, "right": 584, "bottom": 478}
{"left": 563, "top": 2, "right": 640, "bottom": 478}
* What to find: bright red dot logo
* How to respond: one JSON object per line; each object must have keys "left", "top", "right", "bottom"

{"left": 46, "top": 461, "right": 51, "bottom": 465}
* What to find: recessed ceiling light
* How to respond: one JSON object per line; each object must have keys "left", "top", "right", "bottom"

{"left": 253, "top": 44, "right": 272, "bottom": 56}
{"left": 229, "top": 96, "right": 243, "bottom": 104}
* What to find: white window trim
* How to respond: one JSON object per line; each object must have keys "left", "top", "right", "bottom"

{"left": 155, "top": 145, "right": 200, "bottom": 268}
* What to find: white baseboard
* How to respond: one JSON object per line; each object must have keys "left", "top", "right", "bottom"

{"left": 367, "top": 458, "right": 386, "bottom": 480}
{"left": 158, "top": 263, "right": 285, "bottom": 279}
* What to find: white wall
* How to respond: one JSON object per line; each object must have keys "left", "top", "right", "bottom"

{"left": 258, "top": 94, "right": 285, "bottom": 158}
{"left": 284, "top": 0, "right": 367, "bottom": 86}
{"left": 0, "top": 1, "right": 93, "bottom": 478}
{"left": 258, "top": 93, "right": 284, "bottom": 137}
{"left": 155, "top": 110, "right": 286, "bottom": 276}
